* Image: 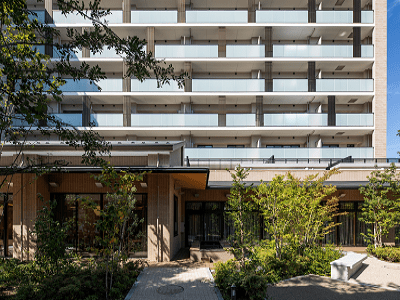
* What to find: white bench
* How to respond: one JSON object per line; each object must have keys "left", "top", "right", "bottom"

{"left": 330, "top": 252, "right": 367, "bottom": 281}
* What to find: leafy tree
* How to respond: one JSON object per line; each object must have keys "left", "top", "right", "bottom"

{"left": 0, "top": 0, "right": 184, "bottom": 254}
{"left": 359, "top": 164, "right": 400, "bottom": 248}
{"left": 225, "top": 165, "right": 257, "bottom": 269}
{"left": 254, "top": 170, "right": 340, "bottom": 259}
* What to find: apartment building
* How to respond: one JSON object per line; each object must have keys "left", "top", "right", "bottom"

{"left": 0, "top": 0, "right": 391, "bottom": 261}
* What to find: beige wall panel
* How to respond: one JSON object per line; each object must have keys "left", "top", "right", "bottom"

{"left": 373, "top": 0, "right": 387, "bottom": 157}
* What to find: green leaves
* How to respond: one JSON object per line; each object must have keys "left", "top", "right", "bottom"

{"left": 359, "top": 163, "right": 400, "bottom": 248}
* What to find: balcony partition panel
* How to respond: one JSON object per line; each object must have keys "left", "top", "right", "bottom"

{"left": 185, "top": 147, "right": 374, "bottom": 159}
{"left": 130, "top": 114, "right": 218, "bottom": 127}
{"left": 53, "top": 10, "right": 123, "bottom": 24}
{"left": 155, "top": 45, "right": 218, "bottom": 58}
{"left": 186, "top": 11, "right": 248, "bottom": 23}
{"left": 91, "top": 114, "right": 123, "bottom": 127}
{"left": 273, "top": 79, "right": 308, "bottom": 92}
{"left": 256, "top": 10, "right": 308, "bottom": 23}
{"left": 131, "top": 79, "right": 184, "bottom": 92}
{"left": 226, "top": 114, "right": 256, "bottom": 126}
{"left": 316, "top": 79, "right": 373, "bottom": 92}
{"left": 226, "top": 45, "right": 265, "bottom": 58}
{"left": 193, "top": 79, "right": 264, "bottom": 92}
{"left": 264, "top": 114, "right": 327, "bottom": 126}
{"left": 131, "top": 11, "right": 177, "bottom": 24}
{"left": 60, "top": 79, "right": 122, "bottom": 92}
{"left": 336, "top": 114, "right": 374, "bottom": 126}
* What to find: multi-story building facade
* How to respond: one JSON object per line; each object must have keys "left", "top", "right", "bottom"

{"left": 0, "top": 0, "right": 391, "bottom": 261}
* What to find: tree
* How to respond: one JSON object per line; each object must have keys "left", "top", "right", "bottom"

{"left": 225, "top": 165, "right": 257, "bottom": 269}
{"left": 254, "top": 170, "right": 340, "bottom": 259}
{"left": 359, "top": 164, "right": 400, "bottom": 248}
{"left": 0, "top": 0, "right": 184, "bottom": 250}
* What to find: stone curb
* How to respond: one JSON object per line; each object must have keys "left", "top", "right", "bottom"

{"left": 124, "top": 267, "right": 147, "bottom": 300}
{"left": 206, "top": 268, "right": 225, "bottom": 300}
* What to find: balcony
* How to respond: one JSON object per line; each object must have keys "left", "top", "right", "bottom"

{"left": 273, "top": 45, "right": 374, "bottom": 58}
{"left": 256, "top": 10, "right": 308, "bottom": 23}
{"left": 131, "top": 11, "right": 177, "bottom": 24}
{"left": 185, "top": 147, "right": 374, "bottom": 159}
{"left": 273, "top": 79, "right": 308, "bottom": 92}
{"left": 264, "top": 113, "right": 373, "bottom": 126}
{"left": 131, "top": 79, "right": 183, "bottom": 92}
{"left": 155, "top": 45, "right": 218, "bottom": 58}
{"left": 186, "top": 11, "right": 248, "bottom": 23}
{"left": 29, "top": 10, "right": 45, "bottom": 23}
{"left": 226, "top": 114, "right": 256, "bottom": 126}
{"left": 192, "top": 79, "right": 265, "bottom": 92}
{"left": 53, "top": 48, "right": 82, "bottom": 59}
{"left": 316, "top": 11, "right": 374, "bottom": 24}
{"left": 91, "top": 114, "right": 123, "bottom": 126}
{"left": 130, "top": 114, "right": 218, "bottom": 126}
{"left": 316, "top": 79, "right": 373, "bottom": 92}
{"left": 226, "top": 45, "right": 265, "bottom": 58}
{"left": 60, "top": 79, "right": 123, "bottom": 92}
{"left": 53, "top": 10, "right": 123, "bottom": 24}
{"left": 52, "top": 114, "right": 82, "bottom": 127}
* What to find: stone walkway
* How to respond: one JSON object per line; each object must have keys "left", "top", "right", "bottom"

{"left": 128, "top": 267, "right": 219, "bottom": 300}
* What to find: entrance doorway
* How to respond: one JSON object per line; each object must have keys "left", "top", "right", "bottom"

{"left": 0, "top": 194, "right": 13, "bottom": 257}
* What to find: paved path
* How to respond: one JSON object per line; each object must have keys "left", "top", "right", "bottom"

{"left": 128, "top": 267, "right": 219, "bottom": 300}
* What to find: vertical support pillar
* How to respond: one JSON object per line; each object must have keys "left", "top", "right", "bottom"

{"left": 256, "top": 96, "right": 264, "bottom": 127}
{"left": 81, "top": 28, "right": 90, "bottom": 58}
{"left": 265, "top": 27, "right": 272, "bottom": 57}
{"left": 264, "top": 62, "right": 273, "bottom": 92}
{"left": 328, "top": 96, "right": 336, "bottom": 126}
{"left": 146, "top": 27, "right": 155, "bottom": 56}
{"left": 248, "top": 0, "right": 255, "bottom": 23}
{"left": 45, "top": 0, "right": 53, "bottom": 56}
{"left": 184, "top": 62, "right": 192, "bottom": 92}
{"left": 308, "top": 0, "right": 316, "bottom": 23}
{"left": 218, "top": 96, "right": 226, "bottom": 127}
{"left": 177, "top": 0, "right": 186, "bottom": 23}
{"left": 353, "top": 27, "right": 361, "bottom": 57}
{"left": 123, "top": 97, "right": 131, "bottom": 127}
{"left": 82, "top": 96, "right": 91, "bottom": 126}
{"left": 218, "top": 27, "right": 226, "bottom": 58}
{"left": 180, "top": 102, "right": 192, "bottom": 114}
{"left": 123, "top": 0, "right": 131, "bottom": 23}
{"left": 353, "top": 0, "right": 361, "bottom": 23}
{"left": 308, "top": 62, "right": 316, "bottom": 92}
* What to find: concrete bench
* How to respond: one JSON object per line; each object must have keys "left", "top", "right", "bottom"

{"left": 330, "top": 252, "right": 368, "bottom": 281}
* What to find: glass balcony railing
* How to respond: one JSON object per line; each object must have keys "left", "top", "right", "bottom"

{"left": 336, "top": 113, "right": 374, "bottom": 126}
{"left": 256, "top": 10, "right": 308, "bottom": 23}
{"left": 361, "top": 11, "right": 374, "bottom": 24}
{"left": 52, "top": 114, "right": 82, "bottom": 127}
{"left": 131, "top": 11, "right": 177, "bottom": 24}
{"left": 60, "top": 79, "right": 123, "bottom": 92}
{"left": 226, "top": 45, "right": 265, "bottom": 58}
{"left": 273, "top": 45, "right": 374, "bottom": 58}
{"left": 155, "top": 45, "right": 218, "bottom": 58}
{"left": 91, "top": 114, "right": 123, "bottom": 126}
{"left": 53, "top": 48, "right": 82, "bottom": 59}
{"left": 273, "top": 79, "right": 308, "bottom": 92}
{"left": 185, "top": 147, "right": 374, "bottom": 159}
{"left": 53, "top": 10, "right": 123, "bottom": 24}
{"left": 131, "top": 79, "right": 184, "bottom": 92}
{"left": 226, "top": 114, "right": 256, "bottom": 126}
{"left": 316, "top": 79, "right": 373, "bottom": 92}
{"left": 186, "top": 11, "right": 248, "bottom": 23}
{"left": 316, "top": 11, "right": 374, "bottom": 24}
{"left": 131, "top": 114, "right": 218, "bottom": 126}
{"left": 264, "top": 114, "right": 327, "bottom": 126}
{"left": 29, "top": 10, "right": 45, "bottom": 23}
{"left": 193, "top": 79, "right": 265, "bottom": 92}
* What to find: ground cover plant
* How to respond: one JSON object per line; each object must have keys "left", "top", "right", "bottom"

{"left": 367, "top": 245, "right": 400, "bottom": 262}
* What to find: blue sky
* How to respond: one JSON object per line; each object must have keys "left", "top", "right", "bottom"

{"left": 386, "top": 0, "right": 400, "bottom": 157}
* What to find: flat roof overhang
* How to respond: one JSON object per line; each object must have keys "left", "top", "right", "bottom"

{"left": 207, "top": 181, "right": 369, "bottom": 190}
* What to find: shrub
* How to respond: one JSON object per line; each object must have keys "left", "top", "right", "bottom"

{"left": 367, "top": 245, "right": 400, "bottom": 262}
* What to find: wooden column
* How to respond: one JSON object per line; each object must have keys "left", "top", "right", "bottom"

{"left": 265, "top": 27, "right": 272, "bottom": 57}
{"left": 146, "top": 27, "right": 155, "bottom": 56}
{"left": 177, "top": 0, "right": 186, "bottom": 23}
{"left": 353, "top": 27, "right": 361, "bottom": 57}
{"left": 218, "top": 27, "right": 226, "bottom": 57}
{"left": 308, "top": 62, "right": 316, "bottom": 92}
{"left": 218, "top": 96, "right": 226, "bottom": 127}
{"left": 123, "top": 0, "right": 131, "bottom": 23}
{"left": 264, "top": 62, "right": 273, "bottom": 92}
{"left": 328, "top": 96, "right": 336, "bottom": 126}
{"left": 256, "top": 96, "right": 264, "bottom": 126}
{"left": 184, "top": 62, "right": 192, "bottom": 92}
{"left": 308, "top": 0, "right": 316, "bottom": 23}
{"left": 82, "top": 96, "right": 90, "bottom": 126}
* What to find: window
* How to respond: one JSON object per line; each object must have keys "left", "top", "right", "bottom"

{"left": 227, "top": 145, "right": 245, "bottom": 148}
{"left": 266, "top": 145, "right": 300, "bottom": 148}
{"left": 197, "top": 145, "right": 213, "bottom": 148}
{"left": 347, "top": 144, "right": 355, "bottom": 147}
{"left": 322, "top": 144, "right": 339, "bottom": 148}
{"left": 174, "top": 196, "right": 178, "bottom": 237}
